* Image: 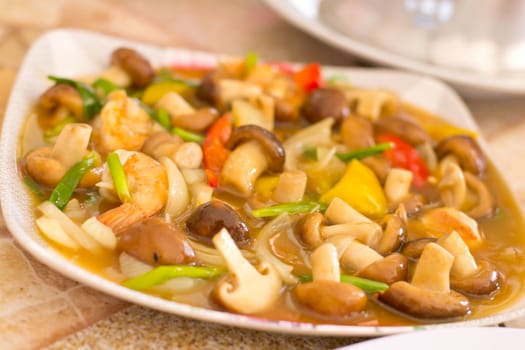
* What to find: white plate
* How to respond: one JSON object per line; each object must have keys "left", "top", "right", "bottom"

{"left": 1, "top": 28, "right": 525, "bottom": 337}
{"left": 264, "top": 0, "right": 525, "bottom": 96}
{"left": 336, "top": 327, "right": 525, "bottom": 350}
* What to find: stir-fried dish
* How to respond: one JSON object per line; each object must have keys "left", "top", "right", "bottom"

{"left": 19, "top": 48, "right": 525, "bottom": 326}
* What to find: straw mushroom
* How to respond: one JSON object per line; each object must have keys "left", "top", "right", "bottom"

{"left": 401, "top": 237, "right": 436, "bottom": 259}
{"left": 340, "top": 115, "right": 375, "bottom": 150}
{"left": 118, "top": 217, "right": 196, "bottom": 265}
{"left": 327, "top": 236, "right": 408, "bottom": 284}
{"left": 376, "top": 205, "right": 407, "bottom": 255}
{"left": 435, "top": 135, "right": 486, "bottom": 176}
{"left": 110, "top": 47, "right": 154, "bottom": 88}
{"left": 221, "top": 125, "right": 285, "bottom": 194}
{"left": 464, "top": 172, "right": 494, "bottom": 219}
{"left": 380, "top": 242, "right": 471, "bottom": 319}
{"left": 438, "top": 160, "right": 467, "bottom": 209}
{"left": 212, "top": 228, "right": 282, "bottom": 314}
{"left": 37, "top": 83, "right": 83, "bottom": 121}
{"left": 297, "top": 212, "right": 324, "bottom": 248}
{"left": 294, "top": 243, "right": 367, "bottom": 316}
{"left": 437, "top": 231, "right": 500, "bottom": 296}
{"left": 186, "top": 201, "right": 250, "bottom": 247}
{"left": 302, "top": 87, "right": 350, "bottom": 124}
{"left": 375, "top": 117, "right": 432, "bottom": 146}
{"left": 25, "top": 123, "right": 99, "bottom": 187}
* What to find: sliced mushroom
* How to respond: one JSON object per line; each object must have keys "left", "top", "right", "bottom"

{"left": 272, "top": 170, "right": 307, "bottom": 203}
{"left": 375, "top": 117, "right": 432, "bottom": 146}
{"left": 327, "top": 236, "right": 407, "bottom": 284}
{"left": 380, "top": 242, "right": 471, "bottom": 319}
{"left": 186, "top": 201, "right": 250, "bottom": 248}
{"left": 376, "top": 205, "right": 407, "bottom": 255}
{"left": 156, "top": 91, "right": 219, "bottom": 132}
{"left": 435, "top": 135, "right": 486, "bottom": 176}
{"left": 384, "top": 168, "right": 413, "bottom": 203}
{"left": 297, "top": 212, "right": 324, "bottom": 248}
{"left": 294, "top": 243, "right": 367, "bottom": 316}
{"left": 322, "top": 198, "right": 382, "bottom": 247}
{"left": 438, "top": 160, "right": 467, "bottom": 209}
{"left": 25, "top": 124, "right": 100, "bottom": 188}
{"left": 212, "top": 228, "right": 282, "bottom": 314}
{"left": 302, "top": 87, "right": 349, "bottom": 124}
{"left": 437, "top": 231, "right": 500, "bottom": 295}
{"left": 340, "top": 115, "right": 375, "bottom": 151}
{"left": 401, "top": 237, "right": 436, "bottom": 259}
{"left": 37, "top": 84, "right": 83, "bottom": 120}
{"left": 197, "top": 71, "right": 221, "bottom": 106}
{"left": 464, "top": 171, "right": 494, "bottom": 219}
{"left": 225, "top": 125, "right": 285, "bottom": 173}
{"left": 110, "top": 47, "right": 154, "bottom": 88}
{"left": 117, "top": 217, "right": 196, "bottom": 265}
{"left": 345, "top": 88, "right": 399, "bottom": 121}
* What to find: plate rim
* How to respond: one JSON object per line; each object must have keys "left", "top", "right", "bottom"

{"left": 1, "top": 28, "right": 525, "bottom": 337}
{"left": 263, "top": 0, "right": 525, "bottom": 95}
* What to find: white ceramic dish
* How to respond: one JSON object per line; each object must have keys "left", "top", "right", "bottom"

{"left": 1, "top": 28, "right": 525, "bottom": 337}
{"left": 336, "top": 327, "right": 525, "bottom": 350}
{"left": 264, "top": 0, "right": 525, "bottom": 96}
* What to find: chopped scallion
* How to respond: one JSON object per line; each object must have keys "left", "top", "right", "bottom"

{"left": 92, "top": 78, "right": 120, "bottom": 96}
{"left": 298, "top": 274, "right": 389, "bottom": 293}
{"left": 23, "top": 175, "right": 45, "bottom": 201}
{"left": 49, "top": 152, "right": 99, "bottom": 210}
{"left": 172, "top": 127, "right": 205, "bottom": 143}
{"left": 107, "top": 152, "right": 131, "bottom": 203}
{"left": 155, "top": 108, "right": 173, "bottom": 130}
{"left": 43, "top": 116, "right": 76, "bottom": 142}
{"left": 123, "top": 265, "right": 226, "bottom": 291}
{"left": 251, "top": 200, "right": 327, "bottom": 218}
{"left": 243, "top": 52, "right": 258, "bottom": 76}
{"left": 303, "top": 146, "right": 318, "bottom": 160}
{"left": 336, "top": 142, "right": 393, "bottom": 162}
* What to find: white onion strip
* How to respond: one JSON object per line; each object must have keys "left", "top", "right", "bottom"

{"left": 160, "top": 157, "right": 190, "bottom": 217}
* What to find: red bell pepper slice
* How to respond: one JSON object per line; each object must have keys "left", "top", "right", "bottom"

{"left": 377, "top": 133, "right": 429, "bottom": 187}
{"left": 294, "top": 63, "right": 323, "bottom": 92}
{"left": 202, "top": 115, "right": 232, "bottom": 187}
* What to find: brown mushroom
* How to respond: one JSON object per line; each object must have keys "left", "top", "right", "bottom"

{"left": 401, "top": 237, "right": 436, "bottom": 259}
{"left": 340, "top": 115, "right": 375, "bottom": 150}
{"left": 302, "top": 87, "right": 350, "bottom": 124}
{"left": 376, "top": 205, "right": 407, "bottom": 255}
{"left": 358, "top": 253, "right": 408, "bottom": 285}
{"left": 375, "top": 117, "right": 432, "bottom": 146}
{"left": 110, "top": 47, "right": 154, "bottom": 88}
{"left": 294, "top": 243, "right": 367, "bottom": 316}
{"left": 296, "top": 212, "right": 324, "bottom": 248}
{"left": 379, "top": 243, "right": 471, "bottom": 319}
{"left": 197, "top": 71, "right": 221, "bottom": 106}
{"left": 225, "top": 124, "right": 285, "bottom": 173}
{"left": 362, "top": 156, "right": 391, "bottom": 184}
{"left": 117, "top": 217, "right": 196, "bottom": 266}
{"left": 437, "top": 231, "right": 500, "bottom": 296}
{"left": 37, "top": 84, "right": 83, "bottom": 120}
{"left": 464, "top": 171, "right": 494, "bottom": 219}
{"left": 172, "top": 107, "right": 219, "bottom": 133}
{"left": 186, "top": 201, "right": 250, "bottom": 247}
{"left": 451, "top": 260, "right": 501, "bottom": 296}
{"left": 435, "top": 135, "right": 486, "bottom": 176}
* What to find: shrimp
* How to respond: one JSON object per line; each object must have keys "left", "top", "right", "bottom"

{"left": 97, "top": 150, "right": 168, "bottom": 233}
{"left": 97, "top": 90, "right": 153, "bottom": 154}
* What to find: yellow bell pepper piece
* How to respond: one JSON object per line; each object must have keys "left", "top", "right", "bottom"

{"left": 320, "top": 159, "right": 387, "bottom": 217}
{"left": 254, "top": 175, "right": 279, "bottom": 200}
{"left": 141, "top": 81, "right": 191, "bottom": 105}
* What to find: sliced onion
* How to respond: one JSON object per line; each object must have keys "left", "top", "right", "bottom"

{"left": 160, "top": 157, "right": 190, "bottom": 217}
{"left": 254, "top": 213, "right": 298, "bottom": 284}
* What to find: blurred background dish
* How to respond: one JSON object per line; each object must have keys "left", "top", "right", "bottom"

{"left": 264, "top": 0, "right": 525, "bottom": 95}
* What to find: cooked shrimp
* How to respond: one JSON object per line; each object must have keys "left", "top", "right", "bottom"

{"left": 97, "top": 150, "right": 168, "bottom": 233}
{"left": 97, "top": 90, "right": 153, "bottom": 154}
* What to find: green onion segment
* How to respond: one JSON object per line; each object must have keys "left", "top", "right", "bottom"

{"left": 251, "top": 200, "right": 327, "bottom": 218}
{"left": 92, "top": 78, "right": 120, "bottom": 96}
{"left": 298, "top": 274, "right": 389, "bottom": 293}
{"left": 106, "top": 152, "right": 131, "bottom": 203}
{"left": 336, "top": 142, "right": 393, "bottom": 162}
{"left": 49, "top": 152, "right": 99, "bottom": 210}
{"left": 172, "top": 127, "right": 205, "bottom": 143}
{"left": 123, "top": 265, "right": 226, "bottom": 291}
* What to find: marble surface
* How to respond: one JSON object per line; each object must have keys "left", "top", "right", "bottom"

{"left": 0, "top": 0, "right": 525, "bottom": 349}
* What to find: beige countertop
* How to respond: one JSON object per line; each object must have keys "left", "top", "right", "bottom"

{"left": 1, "top": 0, "right": 525, "bottom": 349}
